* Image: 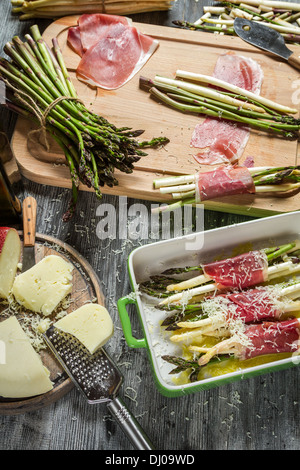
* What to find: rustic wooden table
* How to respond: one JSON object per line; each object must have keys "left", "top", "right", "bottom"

{"left": 1, "top": 0, "right": 300, "bottom": 452}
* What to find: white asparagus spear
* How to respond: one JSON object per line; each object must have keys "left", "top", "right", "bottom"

{"left": 159, "top": 182, "right": 196, "bottom": 194}
{"left": 170, "top": 324, "right": 231, "bottom": 343}
{"left": 188, "top": 346, "right": 211, "bottom": 353}
{"left": 192, "top": 337, "right": 242, "bottom": 365}
{"left": 203, "top": 6, "right": 227, "bottom": 14}
{"left": 167, "top": 274, "right": 210, "bottom": 292}
{"left": 193, "top": 12, "right": 211, "bottom": 25}
{"left": 240, "top": 3, "right": 262, "bottom": 13}
{"left": 153, "top": 174, "right": 196, "bottom": 189}
{"left": 175, "top": 70, "right": 298, "bottom": 114}
{"left": 172, "top": 190, "right": 196, "bottom": 199}
{"left": 230, "top": 7, "right": 254, "bottom": 19}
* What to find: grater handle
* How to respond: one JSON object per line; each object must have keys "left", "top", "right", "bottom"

{"left": 107, "top": 396, "right": 155, "bottom": 450}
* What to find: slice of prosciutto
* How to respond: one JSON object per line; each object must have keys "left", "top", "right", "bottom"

{"left": 67, "top": 13, "right": 159, "bottom": 90}
{"left": 223, "top": 288, "right": 282, "bottom": 323}
{"left": 78, "top": 14, "right": 132, "bottom": 52}
{"left": 242, "top": 318, "right": 300, "bottom": 360}
{"left": 67, "top": 14, "right": 132, "bottom": 56}
{"left": 202, "top": 250, "right": 268, "bottom": 290}
{"left": 67, "top": 26, "right": 84, "bottom": 57}
{"left": 191, "top": 53, "right": 263, "bottom": 166}
{"left": 194, "top": 165, "right": 255, "bottom": 202}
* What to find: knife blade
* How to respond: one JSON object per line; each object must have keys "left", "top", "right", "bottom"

{"left": 22, "top": 196, "right": 37, "bottom": 272}
{"left": 233, "top": 18, "right": 300, "bottom": 71}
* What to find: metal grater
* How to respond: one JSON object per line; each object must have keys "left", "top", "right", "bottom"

{"left": 43, "top": 326, "right": 155, "bottom": 450}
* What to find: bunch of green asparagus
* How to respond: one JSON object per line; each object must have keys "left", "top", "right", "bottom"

{"left": 0, "top": 25, "right": 169, "bottom": 220}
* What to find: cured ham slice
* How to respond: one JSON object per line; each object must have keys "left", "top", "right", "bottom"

{"left": 67, "top": 14, "right": 132, "bottom": 56}
{"left": 224, "top": 288, "right": 282, "bottom": 323}
{"left": 67, "top": 26, "right": 84, "bottom": 57}
{"left": 78, "top": 14, "right": 132, "bottom": 52}
{"left": 191, "top": 53, "right": 263, "bottom": 165}
{"left": 202, "top": 250, "right": 268, "bottom": 290}
{"left": 242, "top": 318, "right": 300, "bottom": 359}
{"left": 191, "top": 119, "right": 250, "bottom": 166}
{"left": 77, "top": 23, "right": 158, "bottom": 89}
{"left": 67, "top": 13, "right": 159, "bottom": 90}
{"left": 194, "top": 165, "right": 255, "bottom": 202}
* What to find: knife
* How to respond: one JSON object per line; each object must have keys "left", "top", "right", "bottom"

{"left": 22, "top": 196, "right": 37, "bottom": 272}
{"left": 233, "top": 18, "right": 300, "bottom": 71}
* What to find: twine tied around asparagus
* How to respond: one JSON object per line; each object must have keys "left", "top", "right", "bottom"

{"left": 3, "top": 77, "right": 83, "bottom": 152}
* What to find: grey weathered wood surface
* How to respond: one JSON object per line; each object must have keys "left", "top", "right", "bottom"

{"left": 1, "top": 0, "right": 300, "bottom": 452}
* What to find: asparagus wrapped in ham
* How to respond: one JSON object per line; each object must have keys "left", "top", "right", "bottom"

{"left": 147, "top": 241, "right": 300, "bottom": 382}
{"left": 169, "top": 282, "right": 300, "bottom": 342}
{"left": 194, "top": 318, "right": 300, "bottom": 366}
{"left": 162, "top": 318, "right": 300, "bottom": 379}
{"left": 156, "top": 242, "right": 300, "bottom": 306}
{"left": 152, "top": 165, "right": 300, "bottom": 214}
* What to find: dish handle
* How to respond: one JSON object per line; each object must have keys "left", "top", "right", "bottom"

{"left": 117, "top": 296, "right": 147, "bottom": 349}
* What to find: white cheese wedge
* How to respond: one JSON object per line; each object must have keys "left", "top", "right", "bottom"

{"left": 0, "top": 316, "right": 53, "bottom": 398}
{"left": 0, "top": 227, "right": 21, "bottom": 299}
{"left": 54, "top": 303, "right": 114, "bottom": 354}
{"left": 12, "top": 255, "right": 73, "bottom": 316}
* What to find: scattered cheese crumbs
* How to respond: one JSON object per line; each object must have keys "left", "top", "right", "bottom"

{"left": 12, "top": 255, "right": 73, "bottom": 316}
{"left": 126, "top": 291, "right": 137, "bottom": 301}
{"left": 37, "top": 318, "right": 51, "bottom": 334}
{"left": 54, "top": 303, "right": 114, "bottom": 354}
{"left": 124, "top": 386, "right": 138, "bottom": 406}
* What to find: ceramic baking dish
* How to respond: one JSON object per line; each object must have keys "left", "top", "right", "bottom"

{"left": 117, "top": 212, "right": 300, "bottom": 397}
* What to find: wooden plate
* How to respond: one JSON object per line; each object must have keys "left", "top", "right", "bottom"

{"left": 0, "top": 232, "right": 104, "bottom": 415}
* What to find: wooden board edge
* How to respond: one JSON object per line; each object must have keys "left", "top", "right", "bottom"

{"left": 0, "top": 379, "right": 74, "bottom": 416}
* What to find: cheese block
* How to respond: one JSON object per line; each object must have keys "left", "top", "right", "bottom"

{"left": 54, "top": 303, "right": 114, "bottom": 354}
{"left": 0, "top": 316, "right": 53, "bottom": 398}
{"left": 12, "top": 255, "right": 73, "bottom": 316}
{"left": 0, "top": 227, "right": 21, "bottom": 299}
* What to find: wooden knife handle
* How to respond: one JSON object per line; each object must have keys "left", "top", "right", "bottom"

{"left": 287, "top": 52, "right": 300, "bottom": 71}
{"left": 23, "top": 196, "right": 37, "bottom": 247}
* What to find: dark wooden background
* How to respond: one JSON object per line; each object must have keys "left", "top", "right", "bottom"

{"left": 1, "top": 0, "right": 300, "bottom": 451}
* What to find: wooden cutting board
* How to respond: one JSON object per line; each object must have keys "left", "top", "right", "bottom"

{"left": 0, "top": 232, "right": 104, "bottom": 415}
{"left": 11, "top": 16, "right": 300, "bottom": 217}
